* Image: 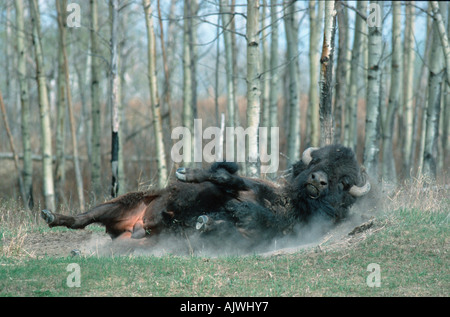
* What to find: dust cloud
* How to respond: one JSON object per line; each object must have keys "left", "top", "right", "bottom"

{"left": 76, "top": 194, "right": 380, "bottom": 258}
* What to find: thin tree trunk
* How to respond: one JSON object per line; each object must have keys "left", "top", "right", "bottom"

{"left": 0, "top": 90, "right": 27, "bottom": 204}
{"left": 15, "top": 0, "right": 33, "bottom": 209}
{"left": 55, "top": 10, "right": 67, "bottom": 204}
{"left": 334, "top": 1, "right": 349, "bottom": 144}
{"left": 231, "top": 0, "right": 239, "bottom": 127}
{"left": 308, "top": 0, "right": 322, "bottom": 147}
{"left": 29, "top": 0, "right": 55, "bottom": 211}
{"left": 56, "top": 0, "right": 85, "bottom": 211}
{"left": 431, "top": 1, "right": 449, "bottom": 174}
{"left": 261, "top": 0, "right": 270, "bottom": 128}
{"left": 246, "top": 0, "right": 261, "bottom": 177}
{"left": 267, "top": 0, "right": 279, "bottom": 179}
{"left": 143, "top": 0, "right": 168, "bottom": 189}
{"left": 443, "top": 5, "right": 450, "bottom": 174}
{"left": 414, "top": 6, "right": 432, "bottom": 176}
{"left": 402, "top": 1, "right": 416, "bottom": 178}
{"left": 364, "top": 0, "right": 382, "bottom": 179}
{"left": 157, "top": 0, "right": 177, "bottom": 166}
{"left": 90, "top": 0, "right": 102, "bottom": 199}
{"left": 220, "top": 0, "right": 237, "bottom": 128}
{"left": 382, "top": 0, "right": 402, "bottom": 184}
{"left": 215, "top": 13, "right": 221, "bottom": 126}
{"left": 183, "top": 0, "right": 194, "bottom": 166}
{"left": 423, "top": 1, "right": 445, "bottom": 179}
{"left": 319, "top": 0, "right": 337, "bottom": 146}
{"left": 344, "top": 1, "right": 367, "bottom": 150}
{"left": 188, "top": 0, "right": 199, "bottom": 123}
{"left": 110, "top": 0, "right": 121, "bottom": 198}
{"left": 430, "top": 1, "right": 450, "bottom": 86}
{"left": 284, "top": 0, "right": 301, "bottom": 162}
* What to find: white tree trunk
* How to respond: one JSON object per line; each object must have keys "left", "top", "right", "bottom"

{"left": 402, "top": 1, "right": 416, "bottom": 177}
{"left": 308, "top": 0, "right": 323, "bottom": 147}
{"left": 246, "top": 0, "right": 261, "bottom": 177}
{"left": 423, "top": 2, "right": 445, "bottom": 179}
{"left": 29, "top": 0, "right": 55, "bottom": 211}
{"left": 220, "top": 0, "right": 237, "bottom": 128}
{"left": 363, "top": 0, "right": 382, "bottom": 179}
{"left": 319, "top": 0, "right": 337, "bottom": 146}
{"left": 344, "top": 0, "right": 367, "bottom": 150}
{"left": 334, "top": 1, "right": 349, "bottom": 143}
{"left": 56, "top": 0, "right": 85, "bottom": 210}
{"left": 15, "top": 0, "right": 33, "bottom": 208}
{"left": 382, "top": 1, "right": 402, "bottom": 184}
{"left": 183, "top": 0, "right": 194, "bottom": 166}
{"left": 430, "top": 1, "right": 450, "bottom": 86}
{"left": 90, "top": 0, "right": 102, "bottom": 199}
{"left": 110, "top": 0, "right": 121, "bottom": 197}
{"left": 143, "top": 0, "right": 168, "bottom": 188}
{"left": 284, "top": 0, "right": 301, "bottom": 161}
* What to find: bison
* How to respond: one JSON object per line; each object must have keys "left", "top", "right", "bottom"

{"left": 41, "top": 144, "right": 371, "bottom": 252}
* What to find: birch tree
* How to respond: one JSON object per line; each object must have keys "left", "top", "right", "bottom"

{"left": 56, "top": 0, "right": 85, "bottom": 210}
{"left": 110, "top": 0, "right": 121, "bottom": 197}
{"left": 415, "top": 8, "right": 433, "bottom": 176}
{"left": 246, "top": 0, "right": 261, "bottom": 177}
{"left": 402, "top": 1, "right": 416, "bottom": 177}
{"left": 363, "top": 1, "right": 382, "bottom": 179}
{"left": 382, "top": 0, "right": 402, "bottom": 184}
{"left": 442, "top": 4, "right": 450, "bottom": 172}
{"left": 29, "top": 0, "right": 55, "bottom": 211}
{"left": 55, "top": 0, "right": 67, "bottom": 204}
{"left": 423, "top": 1, "right": 445, "bottom": 179}
{"left": 284, "top": 0, "right": 301, "bottom": 161}
{"left": 308, "top": 0, "right": 323, "bottom": 147}
{"left": 430, "top": 2, "right": 450, "bottom": 86}
{"left": 220, "top": 0, "right": 237, "bottom": 128}
{"left": 0, "top": 90, "right": 27, "bottom": 204}
{"left": 15, "top": 0, "right": 33, "bottom": 208}
{"left": 319, "top": 0, "right": 337, "bottom": 146}
{"left": 183, "top": 0, "right": 194, "bottom": 166}
{"left": 268, "top": 0, "right": 279, "bottom": 177}
{"left": 343, "top": 1, "right": 367, "bottom": 149}
{"left": 261, "top": 0, "right": 270, "bottom": 129}
{"left": 143, "top": 0, "right": 168, "bottom": 188}
{"left": 90, "top": 0, "right": 102, "bottom": 198}
{"left": 334, "top": 1, "right": 349, "bottom": 143}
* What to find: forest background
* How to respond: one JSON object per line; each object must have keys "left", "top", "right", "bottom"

{"left": 0, "top": 0, "right": 448, "bottom": 213}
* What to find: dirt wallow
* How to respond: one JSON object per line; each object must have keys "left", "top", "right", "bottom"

{"left": 34, "top": 145, "right": 380, "bottom": 257}
{"left": 4, "top": 211, "right": 381, "bottom": 258}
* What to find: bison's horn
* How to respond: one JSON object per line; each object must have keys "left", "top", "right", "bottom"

{"left": 301, "top": 147, "right": 319, "bottom": 165}
{"left": 349, "top": 181, "right": 371, "bottom": 197}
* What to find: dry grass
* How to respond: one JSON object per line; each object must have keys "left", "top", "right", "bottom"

{"left": 386, "top": 174, "right": 449, "bottom": 213}
{"left": 1, "top": 176, "right": 448, "bottom": 296}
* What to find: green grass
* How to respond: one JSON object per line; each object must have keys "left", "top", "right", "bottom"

{"left": 1, "top": 182, "right": 449, "bottom": 297}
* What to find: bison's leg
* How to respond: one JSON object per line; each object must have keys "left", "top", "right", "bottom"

{"left": 176, "top": 162, "right": 248, "bottom": 192}
{"left": 41, "top": 201, "right": 120, "bottom": 230}
{"left": 41, "top": 209, "right": 98, "bottom": 229}
{"left": 131, "top": 221, "right": 146, "bottom": 239}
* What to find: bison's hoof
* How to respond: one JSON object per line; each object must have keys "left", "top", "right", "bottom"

{"left": 176, "top": 167, "right": 187, "bottom": 181}
{"left": 41, "top": 209, "right": 55, "bottom": 224}
{"left": 196, "top": 215, "right": 210, "bottom": 232}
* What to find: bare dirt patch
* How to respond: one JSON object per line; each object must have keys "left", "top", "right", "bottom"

{"left": 4, "top": 214, "right": 379, "bottom": 258}
{"left": 6, "top": 230, "right": 109, "bottom": 258}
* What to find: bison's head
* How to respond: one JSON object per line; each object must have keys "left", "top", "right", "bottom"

{"left": 288, "top": 144, "right": 370, "bottom": 222}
